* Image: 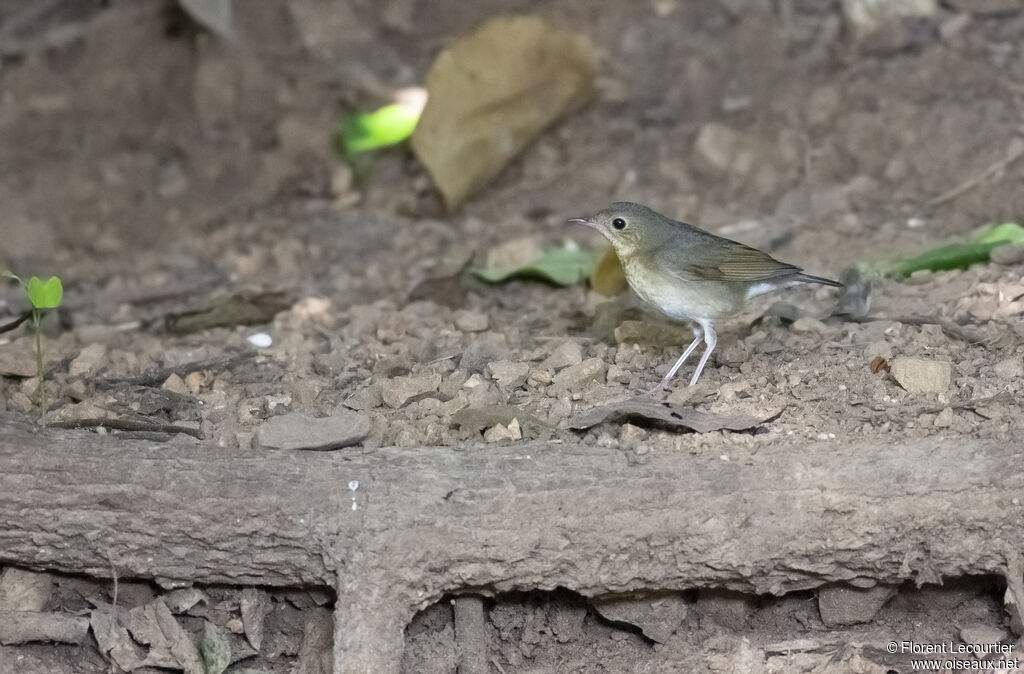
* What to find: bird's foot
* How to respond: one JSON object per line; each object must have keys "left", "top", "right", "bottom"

{"left": 645, "top": 380, "right": 673, "bottom": 400}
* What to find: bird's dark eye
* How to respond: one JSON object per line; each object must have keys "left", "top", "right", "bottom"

{"left": 612, "top": 218, "right": 627, "bottom": 230}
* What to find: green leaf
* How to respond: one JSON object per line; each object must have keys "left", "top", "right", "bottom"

{"left": 339, "top": 103, "right": 421, "bottom": 155}
{"left": 473, "top": 244, "right": 598, "bottom": 286}
{"left": 26, "top": 276, "right": 62, "bottom": 310}
{"left": 199, "top": 621, "right": 232, "bottom": 674}
{"left": 887, "top": 222, "right": 1024, "bottom": 277}
{"left": 973, "top": 222, "right": 1024, "bottom": 246}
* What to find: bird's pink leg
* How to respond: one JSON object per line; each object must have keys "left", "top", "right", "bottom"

{"left": 688, "top": 323, "right": 717, "bottom": 387}
{"left": 648, "top": 327, "right": 703, "bottom": 395}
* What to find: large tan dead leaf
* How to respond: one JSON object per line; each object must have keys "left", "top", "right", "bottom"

{"left": 412, "top": 15, "right": 597, "bottom": 209}
{"left": 590, "top": 245, "right": 628, "bottom": 296}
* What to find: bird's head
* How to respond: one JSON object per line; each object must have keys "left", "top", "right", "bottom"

{"left": 568, "top": 201, "right": 669, "bottom": 258}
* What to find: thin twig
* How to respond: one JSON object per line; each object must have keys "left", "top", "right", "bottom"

{"left": 927, "top": 137, "right": 1024, "bottom": 207}
{"left": 838, "top": 314, "right": 990, "bottom": 345}
{"left": 49, "top": 417, "right": 203, "bottom": 439}
{"left": 920, "top": 391, "right": 1015, "bottom": 417}
{"left": 95, "top": 353, "right": 252, "bottom": 388}
{"left": 0, "top": 311, "right": 31, "bottom": 335}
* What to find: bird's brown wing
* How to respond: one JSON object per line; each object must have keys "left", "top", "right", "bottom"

{"left": 655, "top": 231, "right": 801, "bottom": 283}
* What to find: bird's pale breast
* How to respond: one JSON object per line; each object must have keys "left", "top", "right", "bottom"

{"left": 622, "top": 259, "right": 742, "bottom": 322}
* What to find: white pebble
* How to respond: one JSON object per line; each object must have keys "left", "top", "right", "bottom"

{"left": 248, "top": 332, "right": 273, "bottom": 348}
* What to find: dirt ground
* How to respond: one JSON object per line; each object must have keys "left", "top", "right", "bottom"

{"left": 2, "top": 0, "right": 1023, "bottom": 672}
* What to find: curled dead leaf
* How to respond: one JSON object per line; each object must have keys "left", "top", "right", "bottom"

{"left": 412, "top": 15, "right": 597, "bottom": 209}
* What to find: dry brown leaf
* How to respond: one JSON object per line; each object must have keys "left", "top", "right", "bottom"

{"left": 590, "top": 245, "right": 628, "bottom": 296}
{"left": 127, "top": 599, "right": 204, "bottom": 673}
{"left": 165, "top": 290, "right": 293, "bottom": 335}
{"left": 240, "top": 587, "right": 270, "bottom": 651}
{"left": 0, "top": 568, "right": 53, "bottom": 612}
{"left": 412, "top": 15, "right": 597, "bottom": 209}
{"left": 90, "top": 599, "right": 204, "bottom": 673}
{"left": 570, "top": 398, "right": 781, "bottom": 433}
{"left": 869, "top": 356, "right": 889, "bottom": 374}
{"left": 90, "top": 603, "right": 147, "bottom": 671}
{"left": 591, "top": 593, "right": 689, "bottom": 644}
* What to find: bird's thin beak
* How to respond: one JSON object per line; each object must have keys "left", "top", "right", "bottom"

{"left": 567, "top": 217, "right": 593, "bottom": 227}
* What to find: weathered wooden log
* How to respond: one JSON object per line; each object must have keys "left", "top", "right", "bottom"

{"left": 0, "top": 418, "right": 1022, "bottom": 673}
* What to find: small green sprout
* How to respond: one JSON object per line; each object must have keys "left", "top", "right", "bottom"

{"left": 2, "top": 271, "right": 64, "bottom": 427}
{"left": 886, "top": 222, "right": 1024, "bottom": 277}
{"left": 339, "top": 102, "right": 422, "bottom": 155}
{"left": 334, "top": 87, "right": 427, "bottom": 175}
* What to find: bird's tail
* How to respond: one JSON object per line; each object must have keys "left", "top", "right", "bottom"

{"left": 796, "top": 272, "right": 843, "bottom": 288}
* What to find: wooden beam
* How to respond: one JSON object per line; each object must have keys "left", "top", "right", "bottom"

{"left": 1, "top": 418, "right": 1021, "bottom": 673}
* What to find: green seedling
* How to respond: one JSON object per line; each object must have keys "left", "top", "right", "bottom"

{"left": 886, "top": 222, "right": 1024, "bottom": 277}
{"left": 2, "top": 272, "right": 63, "bottom": 427}
{"left": 338, "top": 102, "right": 421, "bottom": 155}
{"left": 473, "top": 242, "right": 598, "bottom": 286}
{"left": 334, "top": 90, "right": 427, "bottom": 181}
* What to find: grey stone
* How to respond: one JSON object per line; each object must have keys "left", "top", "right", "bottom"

{"left": 459, "top": 339, "right": 505, "bottom": 374}
{"left": 0, "top": 344, "right": 36, "bottom": 378}
{"left": 994, "top": 357, "right": 1023, "bottom": 380}
{"left": 487, "top": 360, "right": 530, "bottom": 390}
{"left": 864, "top": 340, "right": 892, "bottom": 361}
{"left": 453, "top": 310, "right": 489, "bottom": 333}
{"left": 343, "top": 383, "right": 382, "bottom": 411}
{"left": 381, "top": 374, "right": 440, "bottom": 409}
{"left": 890, "top": 357, "right": 951, "bottom": 394}
{"left": 541, "top": 340, "right": 583, "bottom": 371}
{"left": 255, "top": 411, "right": 371, "bottom": 451}
{"left": 614, "top": 320, "right": 692, "bottom": 349}
{"left": 551, "top": 358, "right": 606, "bottom": 391}
{"left": 439, "top": 369, "right": 470, "bottom": 400}
{"left": 791, "top": 316, "right": 826, "bottom": 334}
{"left": 991, "top": 242, "right": 1024, "bottom": 265}
{"left": 461, "top": 374, "right": 502, "bottom": 407}
{"left": 818, "top": 583, "right": 896, "bottom": 627}
{"left": 960, "top": 624, "right": 1007, "bottom": 653}
{"left": 69, "top": 343, "right": 107, "bottom": 377}
{"left": 372, "top": 355, "right": 413, "bottom": 377}
{"left": 592, "top": 592, "right": 689, "bottom": 644}
{"left": 618, "top": 423, "right": 646, "bottom": 450}
{"left": 482, "top": 418, "right": 521, "bottom": 443}
{"left": 605, "top": 364, "right": 632, "bottom": 385}
{"left": 161, "top": 373, "right": 188, "bottom": 395}
{"left": 0, "top": 568, "right": 54, "bottom": 612}
{"left": 934, "top": 407, "right": 954, "bottom": 428}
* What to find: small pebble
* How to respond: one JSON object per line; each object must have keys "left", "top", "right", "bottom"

{"left": 162, "top": 373, "right": 188, "bottom": 395}
{"left": 453, "top": 310, "right": 489, "bottom": 332}
{"left": 890, "top": 357, "right": 951, "bottom": 394}
{"left": 248, "top": 333, "right": 273, "bottom": 348}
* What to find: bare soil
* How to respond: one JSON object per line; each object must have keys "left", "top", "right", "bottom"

{"left": 1, "top": 0, "right": 1023, "bottom": 672}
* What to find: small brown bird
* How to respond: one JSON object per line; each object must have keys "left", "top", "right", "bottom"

{"left": 570, "top": 202, "right": 841, "bottom": 389}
